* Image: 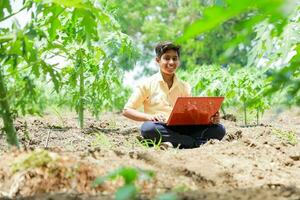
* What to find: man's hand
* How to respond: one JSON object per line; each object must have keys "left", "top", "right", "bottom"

{"left": 148, "top": 114, "right": 166, "bottom": 123}
{"left": 210, "top": 111, "right": 220, "bottom": 124}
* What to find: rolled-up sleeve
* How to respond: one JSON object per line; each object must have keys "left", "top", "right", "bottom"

{"left": 124, "top": 83, "right": 148, "bottom": 110}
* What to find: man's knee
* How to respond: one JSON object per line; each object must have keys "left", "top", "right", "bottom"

{"left": 141, "top": 121, "right": 156, "bottom": 138}
{"left": 215, "top": 124, "right": 226, "bottom": 140}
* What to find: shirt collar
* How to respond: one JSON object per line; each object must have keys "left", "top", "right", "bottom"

{"left": 155, "top": 71, "right": 179, "bottom": 88}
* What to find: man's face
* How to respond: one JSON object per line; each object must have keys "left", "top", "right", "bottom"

{"left": 156, "top": 49, "right": 180, "bottom": 76}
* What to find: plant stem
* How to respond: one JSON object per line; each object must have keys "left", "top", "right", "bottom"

{"left": 243, "top": 102, "right": 247, "bottom": 126}
{"left": 256, "top": 108, "right": 259, "bottom": 125}
{"left": 79, "top": 66, "right": 84, "bottom": 129}
{"left": 77, "top": 51, "right": 84, "bottom": 129}
{"left": 0, "top": 66, "right": 19, "bottom": 147}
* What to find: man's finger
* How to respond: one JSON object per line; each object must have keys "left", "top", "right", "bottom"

{"left": 159, "top": 118, "right": 165, "bottom": 122}
{"left": 211, "top": 116, "right": 220, "bottom": 124}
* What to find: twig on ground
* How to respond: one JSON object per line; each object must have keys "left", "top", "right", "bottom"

{"left": 45, "top": 130, "right": 51, "bottom": 148}
{"left": 84, "top": 126, "right": 139, "bottom": 135}
{"left": 119, "top": 126, "right": 139, "bottom": 135}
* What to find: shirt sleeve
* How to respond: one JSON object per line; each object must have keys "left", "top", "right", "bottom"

{"left": 124, "top": 83, "right": 148, "bottom": 110}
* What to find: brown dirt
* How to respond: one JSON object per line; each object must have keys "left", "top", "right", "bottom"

{"left": 0, "top": 108, "right": 299, "bottom": 200}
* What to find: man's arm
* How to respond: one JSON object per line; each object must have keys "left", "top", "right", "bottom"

{"left": 123, "top": 108, "right": 166, "bottom": 122}
{"left": 122, "top": 108, "right": 151, "bottom": 121}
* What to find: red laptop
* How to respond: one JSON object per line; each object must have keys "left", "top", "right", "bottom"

{"left": 166, "top": 97, "right": 224, "bottom": 126}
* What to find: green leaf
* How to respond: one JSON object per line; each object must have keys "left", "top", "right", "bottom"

{"left": 156, "top": 193, "right": 178, "bottom": 200}
{"left": 82, "top": 12, "right": 97, "bottom": 40}
{"left": 177, "top": 0, "right": 285, "bottom": 43}
{"left": 8, "top": 40, "right": 23, "bottom": 56}
{"left": 92, "top": 167, "right": 123, "bottom": 187}
{"left": 0, "top": 0, "right": 12, "bottom": 19}
{"left": 115, "top": 184, "right": 137, "bottom": 200}
{"left": 119, "top": 167, "right": 138, "bottom": 184}
{"left": 39, "top": 0, "right": 86, "bottom": 9}
{"left": 177, "top": 2, "right": 249, "bottom": 43}
{"left": 0, "top": 34, "right": 13, "bottom": 43}
{"left": 31, "top": 63, "right": 40, "bottom": 77}
{"left": 49, "top": 18, "right": 61, "bottom": 41}
{"left": 41, "top": 61, "right": 61, "bottom": 92}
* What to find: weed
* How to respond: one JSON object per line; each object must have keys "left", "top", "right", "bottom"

{"left": 108, "top": 118, "right": 118, "bottom": 129}
{"left": 172, "top": 183, "right": 190, "bottom": 193}
{"left": 51, "top": 106, "right": 65, "bottom": 128}
{"left": 272, "top": 128, "right": 298, "bottom": 145}
{"left": 138, "top": 128, "right": 164, "bottom": 149}
{"left": 91, "top": 132, "right": 112, "bottom": 149}
{"left": 23, "top": 121, "right": 30, "bottom": 141}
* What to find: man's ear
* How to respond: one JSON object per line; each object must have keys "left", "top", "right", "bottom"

{"left": 155, "top": 57, "right": 160, "bottom": 63}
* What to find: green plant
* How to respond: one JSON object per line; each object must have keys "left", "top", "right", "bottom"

{"left": 34, "top": 0, "right": 138, "bottom": 129}
{"left": 0, "top": 3, "right": 61, "bottom": 146}
{"left": 233, "top": 67, "right": 272, "bottom": 125}
{"left": 178, "top": 65, "right": 272, "bottom": 125}
{"left": 0, "top": 0, "right": 137, "bottom": 147}
{"left": 93, "top": 167, "right": 154, "bottom": 200}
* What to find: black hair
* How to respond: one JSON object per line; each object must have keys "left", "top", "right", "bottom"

{"left": 155, "top": 41, "right": 181, "bottom": 58}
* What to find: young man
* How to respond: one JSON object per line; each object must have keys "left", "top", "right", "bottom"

{"left": 123, "top": 41, "right": 225, "bottom": 148}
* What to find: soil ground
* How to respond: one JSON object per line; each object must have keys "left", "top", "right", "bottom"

{"left": 0, "top": 108, "right": 299, "bottom": 200}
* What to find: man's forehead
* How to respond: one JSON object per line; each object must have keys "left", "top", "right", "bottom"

{"left": 163, "top": 50, "right": 178, "bottom": 56}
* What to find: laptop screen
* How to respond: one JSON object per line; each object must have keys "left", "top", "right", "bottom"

{"left": 166, "top": 97, "right": 224, "bottom": 126}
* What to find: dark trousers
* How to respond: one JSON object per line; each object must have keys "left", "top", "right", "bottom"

{"left": 140, "top": 121, "right": 226, "bottom": 149}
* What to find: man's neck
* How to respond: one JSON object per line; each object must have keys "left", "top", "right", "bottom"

{"left": 161, "top": 72, "right": 174, "bottom": 89}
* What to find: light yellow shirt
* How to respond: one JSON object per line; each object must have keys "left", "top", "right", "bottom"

{"left": 124, "top": 72, "right": 191, "bottom": 118}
